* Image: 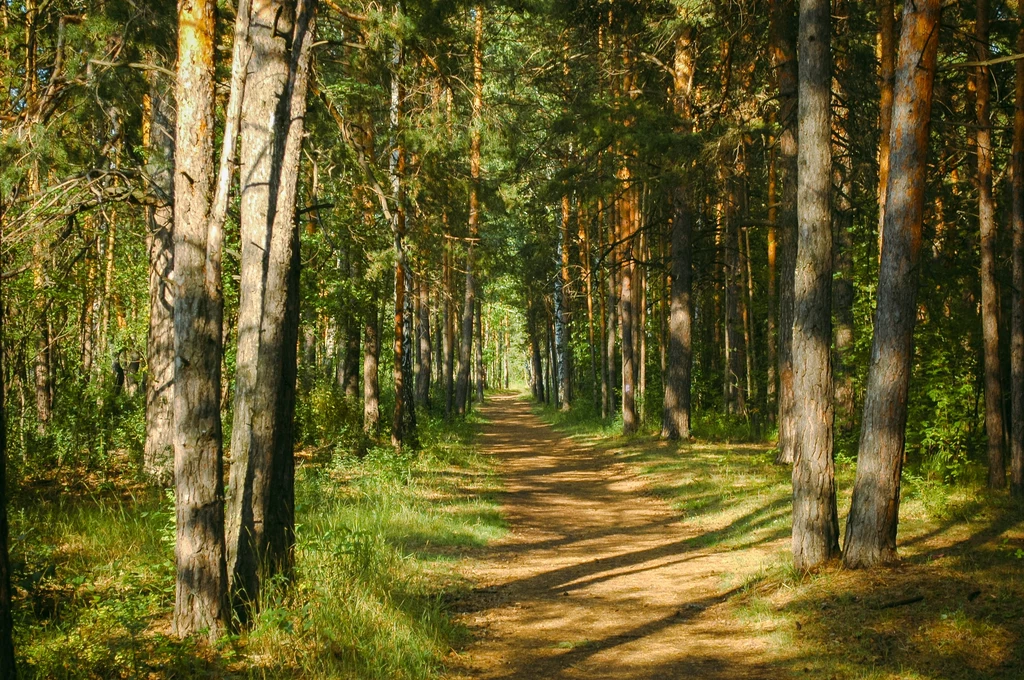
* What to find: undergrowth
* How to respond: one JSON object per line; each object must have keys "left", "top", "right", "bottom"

{"left": 11, "top": 411, "right": 503, "bottom": 679}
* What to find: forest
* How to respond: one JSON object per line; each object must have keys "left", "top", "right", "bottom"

{"left": 1, "top": 0, "right": 1024, "bottom": 676}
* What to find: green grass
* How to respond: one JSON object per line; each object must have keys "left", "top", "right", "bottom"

{"left": 533, "top": 399, "right": 1024, "bottom": 679}
{"left": 12, "top": 413, "right": 504, "bottom": 679}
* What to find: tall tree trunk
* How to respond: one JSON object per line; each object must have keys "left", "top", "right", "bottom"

{"left": 555, "top": 194, "right": 571, "bottom": 410}
{"left": 443, "top": 238, "right": 455, "bottom": 417}
{"left": 528, "top": 301, "right": 545, "bottom": 401}
{"left": 343, "top": 314, "right": 360, "bottom": 399}
{"left": 172, "top": 0, "right": 228, "bottom": 638}
{"left": 416, "top": 278, "right": 431, "bottom": 407}
{"left": 663, "top": 186, "right": 693, "bottom": 440}
{"left": 843, "top": 0, "right": 940, "bottom": 567}
{"left": 877, "top": 0, "right": 895, "bottom": 250}
{"left": 0, "top": 206, "right": 18, "bottom": 680}
{"left": 767, "top": 149, "right": 778, "bottom": 418}
{"left": 389, "top": 37, "right": 415, "bottom": 444}
{"left": 226, "top": 0, "right": 314, "bottom": 616}
{"left": 144, "top": 69, "right": 176, "bottom": 487}
{"left": 976, "top": 0, "right": 1006, "bottom": 489}
{"left": 364, "top": 293, "right": 381, "bottom": 434}
{"left": 832, "top": 0, "right": 856, "bottom": 433}
{"left": 455, "top": 6, "right": 484, "bottom": 416}
{"left": 791, "top": 0, "right": 839, "bottom": 571}
{"left": 1012, "top": 9, "right": 1024, "bottom": 497}
{"left": 475, "top": 300, "right": 485, "bottom": 402}
{"left": 770, "top": 0, "right": 799, "bottom": 464}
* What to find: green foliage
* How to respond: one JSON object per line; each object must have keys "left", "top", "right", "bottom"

{"left": 12, "top": 413, "right": 502, "bottom": 679}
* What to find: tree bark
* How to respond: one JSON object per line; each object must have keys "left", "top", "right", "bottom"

{"left": 877, "top": 0, "right": 896, "bottom": 251}
{"left": 226, "top": 0, "right": 315, "bottom": 616}
{"left": 663, "top": 186, "right": 693, "bottom": 440}
{"left": 455, "top": 7, "right": 483, "bottom": 416}
{"left": 172, "top": 0, "right": 228, "bottom": 638}
{"left": 791, "top": 0, "right": 839, "bottom": 571}
{"left": 363, "top": 292, "right": 381, "bottom": 434}
{"left": 975, "top": 0, "right": 1006, "bottom": 489}
{"left": 843, "top": 0, "right": 940, "bottom": 568}
{"left": 832, "top": 0, "right": 856, "bottom": 433}
{"left": 144, "top": 68, "right": 176, "bottom": 487}
{"left": 1012, "top": 9, "right": 1024, "bottom": 497}
{"left": 475, "top": 299, "right": 485, "bottom": 402}
{"left": 443, "top": 236, "right": 455, "bottom": 417}
{"left": 554, "top": 194, "right": 571, "bottom": 410}
{"left": 416, "top": 277, "right": 431, "bottom": 407}
{"left": 770, "top": 0, "right": 799, "bottom": 464}
{"left": 0, "top": 209, "right": 18, "bottom": 680}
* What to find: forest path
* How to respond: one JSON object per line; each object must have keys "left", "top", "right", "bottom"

{"left": 447, "top": 393, "right": 772, "bottom": 680}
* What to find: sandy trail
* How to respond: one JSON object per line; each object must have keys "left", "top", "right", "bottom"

{"left": 448, "top": 394, "right": 772, "bottom": 679}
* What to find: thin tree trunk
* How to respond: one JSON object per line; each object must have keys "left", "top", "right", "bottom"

{"left": 877, "top": 0, "right": 895, "bottom": 251}
{"left": 770, "top": 0, "right": 799, "bottom": 464}
{"left": 416, "top": 278, "right": 431, "bottom": 407}
{"left": 143, "top": 69, "right": 176, "bottom": 486}
{"left": 975, "top": 0, "right": 1006, "bottom": 489}
{"left": 767, "top": 148, "right": 778, "bottom": 417}
{"left": 833, "top": 0, "right": 856, "bottom": 433}
{"left": 475, "top": 300, "right": 485, "bottom": 403}
{"left": 555, "top": 193, "right": 571, "bottom": 410}
{"left": 443, "top": 236, "right": 455, "bottom": 417}
{"left": 456, "top": 6, "right": 484, "bottom": 415}
{"left": 364, "top": 292, "right": 381, "bottom": 434}
{"left": 791, "top": 0, "right": 839, "bottom": 571}
{"left": 0, "top": 194, "right": 18, "bottom": 680}
{"left": 172, "top": 0, "right": 228, "bottom": 638}
{"left": 843, "top": 0, "right": 940, "bottom": 567}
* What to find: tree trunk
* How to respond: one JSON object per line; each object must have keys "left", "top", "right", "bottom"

{"left": 455, "top": 7, "right": 483, "bottom": 416}
{"left": 364, "top": 293, "right": 381, "bottom": 434}
{"left": 662, "top": 186, "right": 693, "bottom": 440}
{"left": 1012, "top": 11, "right": 1024, "bottom": 497}
{"left": 416, "top": 278, "right": 431, "bottom": 407}
{"left": 443, "top": 240, "right": 455, "bottom": 417}
{"left": 343, "top": 315, "right": 360, "bottom": 399}
{"left": 562, "top": 196, "right": 573, "bottom": 407}
{"left": 770, "top": 0, "right": 799, "bottom": 464}
{"left": 226, "top": 0, "right": 314, "bottom": 617}
{"left": 144, "top": 69, "right": 176, "bottom": 487}
{"left": 172, "top": 0, "right": 228, "bottom": 638}
{"left": 554, "top": 194, "right": 571, "bottom": 410}
{"left": 975, "top": 0, "right": 1006, "bottom": 489}
{"left": 877, "top": 0, "right": 895, "bottom": 250}
{"left": 843, "top": 0, "right": 940, "bottom": 568}
{"left": 475, "top": 299, "right": 485, "bottom": 403}
{"left": 0, "top": 206, "right": 19, "bottom": 680}
{"left": 791, "top": 0, "right": 839, "bottom": 571}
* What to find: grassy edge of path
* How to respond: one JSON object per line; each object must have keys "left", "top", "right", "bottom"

{"left": 533, "top": 397, "right": 1024, "bottom": 680}
{"left": 14, "top": 412, "right": 505, "bottom": 679}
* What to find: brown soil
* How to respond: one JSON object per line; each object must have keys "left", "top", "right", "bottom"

{"left": 448, "top": 394, "right": 773, "bottom": 679}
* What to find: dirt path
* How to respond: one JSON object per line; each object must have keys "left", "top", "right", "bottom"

{"left": 448, "top": 394, "right": 772, "bottom": 679}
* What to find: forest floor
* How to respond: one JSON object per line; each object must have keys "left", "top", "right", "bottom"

{"left": 447, "top": 393, "right": 1024, "bottom": 680}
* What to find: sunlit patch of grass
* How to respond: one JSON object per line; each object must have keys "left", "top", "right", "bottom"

{"left": 13, "top": 413, "right": 504, "bottom": 679}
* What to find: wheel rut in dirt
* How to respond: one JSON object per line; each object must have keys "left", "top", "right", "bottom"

{"left": 449, "top": 394, "right": 772, "bottom": 679}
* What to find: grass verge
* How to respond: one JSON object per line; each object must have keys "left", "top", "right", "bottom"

{"left": 12, "top": 413, "right": 503, "bottom": 679}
